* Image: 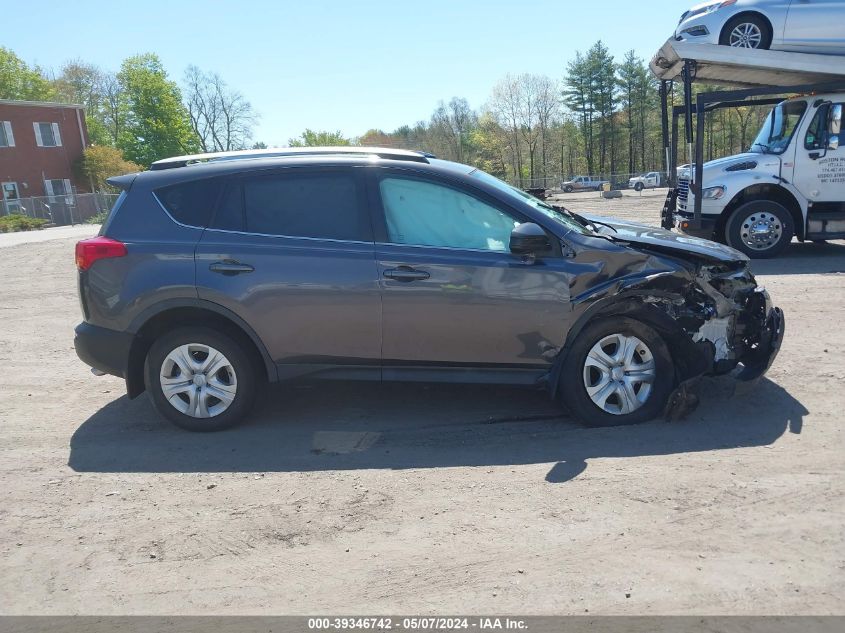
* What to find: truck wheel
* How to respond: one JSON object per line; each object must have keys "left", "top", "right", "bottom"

{"left": 144, "top": 327, "right": 259, "bottom": 432}
{"left": 559, "top": 317, "right": 674, "bottom": 427}
{"left": 725, "top": 200, "right": 794, "bottom": 259}
{"left": 564, "top": 185, "right": 574, "bottom": 193}
{"left": 720, "top": 14, "right": 772, "bottom": 49}
{"left": 634, "top": 182, "right": 644, "bottom": 192}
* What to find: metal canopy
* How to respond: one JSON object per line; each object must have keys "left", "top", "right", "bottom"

{"left": 651, "top": 40, "right": 845, "bottom": 88}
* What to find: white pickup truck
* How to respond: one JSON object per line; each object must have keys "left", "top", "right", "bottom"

{"left": 628, "top": 172, "right": 663, "bottom": 191}
{"left": 670, "top": 93, "right": 844, "bottom": 258}
{"left": 561, "top": 176, "right": 609, "bottom": 193}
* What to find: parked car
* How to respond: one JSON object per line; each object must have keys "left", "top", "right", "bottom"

{"left": 628, "top": 172, "right": 663, "bottom": 191}
{"left": 561, "top": 176, "right": 609, "bottom": 193}
{"left": 74, "top": 147, "right": 784, "bottom": 431}
{"left": 675, "top": 0, "right": 845, "bottom": 54}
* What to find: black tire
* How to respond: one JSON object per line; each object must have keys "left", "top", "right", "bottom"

{"left": 144, "top": 326, "right": 259, "bottom": 432}
{"left": 634, "top": 182, "right": 644, "bottom": 192}
{"left": 559, "top": 317, "right": 675, "bottom": 427}
{"left": 812, "top": 239, "right": 827, "bottom": 244}
{"left": 719, "top": 13, "right": 772, "bottom": 49}
{"left": 564, "top": 185, "right": 574, "bottom": 193}
{"left": 725, "top": 200, "right": 794, "bottom": 259}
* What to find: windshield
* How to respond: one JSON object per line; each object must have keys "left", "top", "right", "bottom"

{"left": 750, "top": 100, "right": 807, "bottom": 155}
{"left": 469, "top": 170, "right": 592, "bottom": 235}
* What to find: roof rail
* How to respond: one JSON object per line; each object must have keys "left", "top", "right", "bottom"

{"left": 149, "top": 146, "right": 432, "bottom": 170}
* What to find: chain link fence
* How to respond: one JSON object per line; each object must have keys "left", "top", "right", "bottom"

{"left": 1, "top": 193, "right": 120, "bottom": 226}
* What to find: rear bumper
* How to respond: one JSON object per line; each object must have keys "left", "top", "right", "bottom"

{"left": 74, "top": 322, "right": 133, "bottom": 379}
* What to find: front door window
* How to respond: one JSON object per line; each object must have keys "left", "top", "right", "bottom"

{"left": 379, "top": 177, "right": 520, "bottom": 252}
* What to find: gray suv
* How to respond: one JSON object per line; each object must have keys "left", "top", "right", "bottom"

{"left": 74, "top": 147, "right": 784, "bottom": 431}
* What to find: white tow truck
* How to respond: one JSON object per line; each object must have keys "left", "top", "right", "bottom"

{"left": 651, "top": 40, "right": 845, "bottom": 258}
{"left": 628, "top": 172, "right": 663, "bottom": 191}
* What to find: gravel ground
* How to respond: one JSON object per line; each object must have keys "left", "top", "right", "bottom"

{"left": 1, "top": 199, "right": 844, "bottom": 615}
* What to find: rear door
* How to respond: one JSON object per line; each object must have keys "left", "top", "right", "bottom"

{"left": 368, "top": 169, "right": 574, "bottom": 374}
{"left": 195, "top": 166, "right": 382, "bottom": 378}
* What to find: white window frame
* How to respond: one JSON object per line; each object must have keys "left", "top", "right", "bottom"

{"left": 44, "top": 178, "right": 73, "bottom": 202}
{"left": 0, "top": 122, "right": 14, "bottom": 147}
{"left": 33, "top": 122, "right": 62, "bottom": 147}
{"left": 2, "top": 181, "right": 21, "bottom": 213}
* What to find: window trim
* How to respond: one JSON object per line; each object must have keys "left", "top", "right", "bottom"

{"left": 33, "top": 122, "right": 62, "bottom": 148}
{"left": 366, "top": 167, "right": 561, "bottom": 258}
{"left": 0, "top": 121, "right": 14, "bottom": 147}
{"left": 205, "top": 166, "right": 374, "bottom": 244}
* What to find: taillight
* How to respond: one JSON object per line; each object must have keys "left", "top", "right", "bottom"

{"left": 75, "top": 236, "right": 127, "bottom": 271}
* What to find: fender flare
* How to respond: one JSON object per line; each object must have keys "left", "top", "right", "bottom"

{"left": 125, "top": 298, "right": 277, "bottom": 397}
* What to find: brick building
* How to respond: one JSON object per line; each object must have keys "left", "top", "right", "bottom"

{"left": 0, "top": 100, "right": 90, "bottom": 213}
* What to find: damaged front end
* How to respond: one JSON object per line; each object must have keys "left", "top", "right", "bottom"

{"left": 627, "top": 258, "right": 784, "bottom": 388}
{"left": 691, "top": 263, "right": 784, "bottom": 381}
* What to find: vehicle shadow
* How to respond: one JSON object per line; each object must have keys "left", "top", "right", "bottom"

{"left": 749, "top": 240, "right": 845, "bottom": 276}
{"left": 68, "top": 376, "right": 806, "bottom": 483}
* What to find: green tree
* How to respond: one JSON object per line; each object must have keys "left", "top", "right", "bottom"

{"left": 0, "top": 47, "right": 54, "bottom": 101}
{"left": 116, "top": 54, "right": 199, "bottom": 166}
{"left": 288, "top": 129, "right": 350, "bottom": 146}
{"left": 54, "top": 60, "right": 112, "bottom": 146}
{"left": 74, "top": 145, "right": 141, "bottom": 192}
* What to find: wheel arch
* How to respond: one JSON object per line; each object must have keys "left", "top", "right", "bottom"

{"left": 550, "top": 295, "right": 711, "bottom": 399}
{"left": 125, "top": 299, "right": 276, "bottom": 398}
{"left": 717, "top": 183, "right": 804, "bottom": 241}
{"left": 719, "top": 11, "right": 774, "bottom": 45}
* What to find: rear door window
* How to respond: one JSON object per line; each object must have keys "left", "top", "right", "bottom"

{"left": 155, "top": 178, "right": 222, "bottom": 227}
{"left": 211, "top": 170, "right": 371, "bottom": 241}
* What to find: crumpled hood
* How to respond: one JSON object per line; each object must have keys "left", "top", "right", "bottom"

{"left": 580, "top": 214, "right": 749, "bottom": 263}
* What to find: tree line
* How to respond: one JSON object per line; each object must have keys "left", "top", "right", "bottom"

{"left": 1, "top": 43, "right": 769, "bottom": 191}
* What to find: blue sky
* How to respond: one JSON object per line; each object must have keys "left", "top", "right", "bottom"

{"left": 6, "top": 0, "right": 686, "bottom": 145}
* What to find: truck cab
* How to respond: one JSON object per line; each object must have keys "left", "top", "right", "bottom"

{"left": 673, "top": 93, "right": 844, "bottom": 258}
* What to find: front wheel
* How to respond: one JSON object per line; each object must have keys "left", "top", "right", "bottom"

{"left": 725, "top": 200, "right": 794, "bottom": 258}
{"left": 145, "top": 327, "right": 258, "bottom": 431}
{"left": 559, "top": 317, "right": 675, "bottom": 427}
{"left": 634, "top": 182, "right": 644, "bottom": 192}
{"left": 564, "top": 185, "right": 574, "bottom": 193}
{"left": 720, "top": 14, "right": 772, "bottom": 49}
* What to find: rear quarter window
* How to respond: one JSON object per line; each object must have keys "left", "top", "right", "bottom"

{"left": 155, "top": 178, "right": 222, "bottom": 227}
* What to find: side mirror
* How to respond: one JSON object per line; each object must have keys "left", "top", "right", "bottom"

{"left": 510, "top": 222, "right": 551, "bottom": 256}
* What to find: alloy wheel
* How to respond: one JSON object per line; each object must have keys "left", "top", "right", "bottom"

{"left": 729, "top": 23, "right": 763, "bottom": 48}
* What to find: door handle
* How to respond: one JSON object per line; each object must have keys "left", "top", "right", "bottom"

{"left": 209, "top": 260, "right": 254, "bottom": 275}
{"left": 383, "top": 266, "right": 430, "bottom": 282}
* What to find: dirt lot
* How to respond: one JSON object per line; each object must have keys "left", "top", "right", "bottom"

{"left": 1, "top": 196, "right": 844, "bottom": 615}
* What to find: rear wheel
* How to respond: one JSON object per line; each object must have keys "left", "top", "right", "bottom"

{"left": 559, "top": 317, "right": 675, "bottom": 427}
{"left": 720, "top": 14, "right": 772, "bottom": 49}
{"left": 145, "top": 327, "right": 258, "bottom": 431}
{"left": 725, "top": 200, "right": 794, "bottom": 258}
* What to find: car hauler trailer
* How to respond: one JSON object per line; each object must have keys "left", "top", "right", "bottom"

{"left": 651, "top": 40, "right": 845, "bottom": 257}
